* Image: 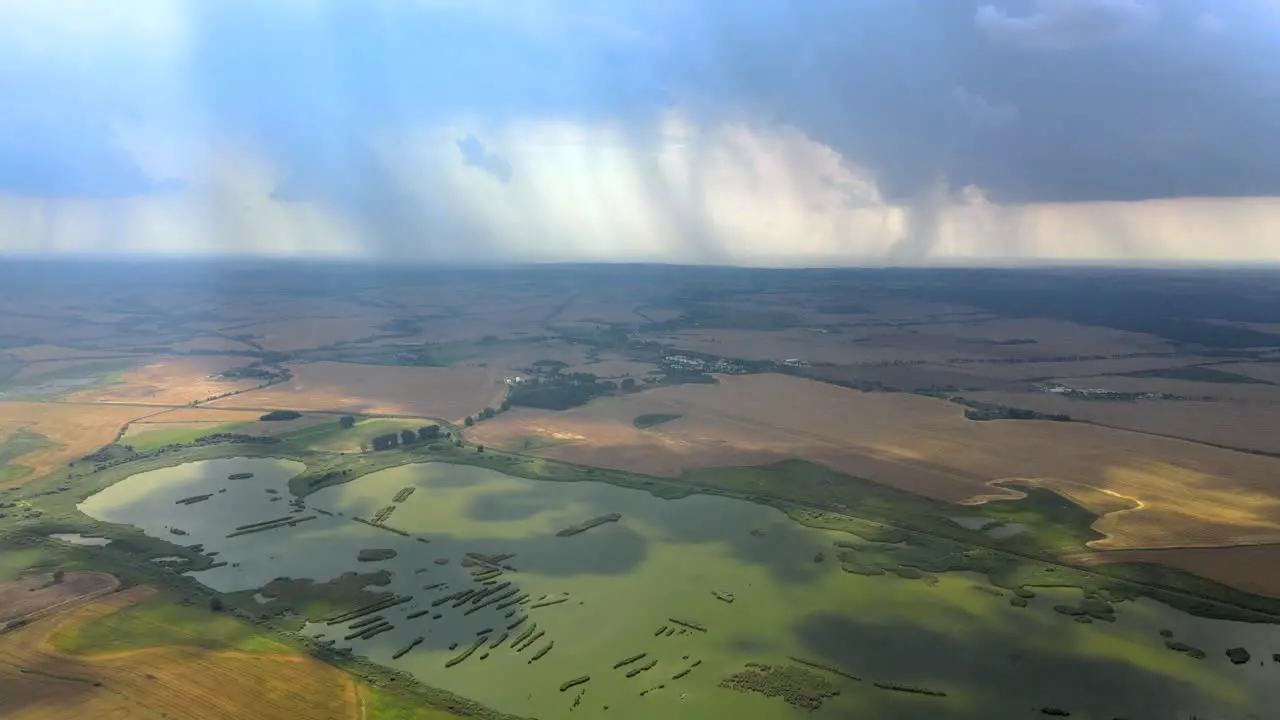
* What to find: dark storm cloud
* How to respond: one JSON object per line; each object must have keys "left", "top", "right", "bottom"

{"left": 2, "top": 0, "right": 1280, "bottom": 211}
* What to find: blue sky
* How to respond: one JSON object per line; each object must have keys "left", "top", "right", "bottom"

{"left": 1, "top": 0, "right": 1279, "bottom": 264}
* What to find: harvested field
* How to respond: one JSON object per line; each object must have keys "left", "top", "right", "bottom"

{"left": 228, "top": 317, "right": 381, "bottom": 352}
{"left": 1046, "top": 374, "right": 1280, "bottom": 403}
{"left": 953, "top": 356, "right": 1211, "bottom": 382}
{"left": 467, "top": 373, "right": 1280, "bottom": 550}
{"left": 210, "top": 362, "right": 508, "bottom": 422}
{"left": 0, "top": 572, "right": 120, "bottom": 624}
{"left": 63, "top": 356, "right": 263, "bottom": 406}
{"left": 1223, "top": 362, "right": 1280, "bottom": 384}
{"left": 6, "top": 345, "right": 146, "bottom": 363}
{"left": 0, "top": 402, "right": 153, "bottom": 486}
{"left": 0, "top": 587, "right": 357, "bottom": 720}
{"left": 638, "top": 329, "right": 878, "bottom": 364}
{"left": 805, "top": 363, "right": 1026, "bottom": 392}
{"left": 169, "top": 336, "right": 258, "bottom": 353}
{"left": 1070, "top": 545, "right": 1280, "bottom": 599}
{"left": 564, "top": 356, "right": 657, "bottom": 379}
{"left": 898, "top": 318, "right": 1172, "bottom": 357}
{"left": 553, "top": 297, "right": 648, "bottom": 324}
{"left": 122, "top": 408, "right": 333, "bottom": 445}
{"left": 962, "top": 391, "right": 1280, "bottom": 454}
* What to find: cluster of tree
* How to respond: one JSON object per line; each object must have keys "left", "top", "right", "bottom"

{"left": 259, "top": 410, "right": 302, "bottom": 421}
{"left": 508, "top": 372, "right": 612, "bottom": 410}
{"left": 370, "top": 425, "right": 443, "bottom": 451}
{"left": 218, "top": 365, "right": 279, "bottom": 380}
{"left": 952, "top": 398, "right": 1070, "bottom": 423}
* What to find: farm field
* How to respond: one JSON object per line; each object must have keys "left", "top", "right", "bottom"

{"left": 208, "top": 362, "right": 509, "bottom": 422}
{"left": 63, "top": 356, "right": 264, "bottom": 406}
{"left": 468, "top": 373, "right": 1280, "bottom": 550}
{"left": 960, "top": 391, "right": 1280, "bottom": 455}
{"left": 1071, "top": 545, "right": 1280, "bottom": 600}
{"left": 0, "top": 587, "right": 363, "bottom": 720}
{"left": 0, "top": 402, "right": 154, "bottom": 486}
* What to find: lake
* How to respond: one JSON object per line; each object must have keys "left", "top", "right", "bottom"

{"left": 79, "top": 457, "right": 1280, "bottom": 719}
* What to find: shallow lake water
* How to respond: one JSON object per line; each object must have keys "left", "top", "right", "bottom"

{"left": 80, "top": 458, "right": 1280, "bottom": 720}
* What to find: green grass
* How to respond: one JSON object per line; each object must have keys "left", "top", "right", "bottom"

{"left": 293, "top": 418, "right": 435, "bottom": 452}
{"left": 50, "top": 593, "right": 287, "bottom": 656}
{"left": 0, "top": 545, "right": 58, "bottom": 581}
{"left": 124, "top": 423, "right": 248, "bottom": 452}
{"left": 632, "top": 413, "right": 682, "bottom": 429}
{"left": 1123, "top": 365, "right": 1274, "bottom": 384}
{"left": 0, "top": 430, "right": 58, "bottom": 484}
{"left": 364, "top": 685, "right": 467, "bottom": 719}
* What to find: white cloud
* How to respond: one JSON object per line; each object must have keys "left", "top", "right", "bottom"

{"left": 4, "top": 113, "right": 1280, "bottom": 266}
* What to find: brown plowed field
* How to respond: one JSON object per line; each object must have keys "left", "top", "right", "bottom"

{"left": 1068, "top": 544, "right": 1280, "bottom": 599}
{"left": 0, "top": 572, "right": 120, "bottom": 624}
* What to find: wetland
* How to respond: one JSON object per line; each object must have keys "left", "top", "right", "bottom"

{"left": 74, "top": 456, "right": 1280, "bottom": 719}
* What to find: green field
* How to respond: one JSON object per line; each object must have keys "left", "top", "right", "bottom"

{"left": 0, "top": 430, "right": 58, "bottom": 484}
{"left": 50, "top": 592, "right": 287, "bottom": 655}
{"left": 125, "top": 422, "right": 249, "bottom": 451}
{"left": 364, "top": 685, "right": 469, "bottom": 720}
{"left": 280, "top": 417, "right": 433, "bottom": 451}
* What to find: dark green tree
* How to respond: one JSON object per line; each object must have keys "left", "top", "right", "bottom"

{"left": 400, "top": 429, "right": 418, "bottom": 445}
{"left": 464, "top": 416, "right": 475, "bottom": 427}
{"left": 339, "top": 415, "right": 356, "bottom": 429}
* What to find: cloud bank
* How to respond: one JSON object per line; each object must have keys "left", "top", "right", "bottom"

{"left": 1, "top": 0, "right": 1279, "bottom": 265}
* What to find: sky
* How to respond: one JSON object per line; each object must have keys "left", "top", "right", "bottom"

{"left": 1, "top": 0, "right": 1280, "bottom": 266}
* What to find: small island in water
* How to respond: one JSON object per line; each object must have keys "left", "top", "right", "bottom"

{"left": 556, "top": 513, "right": 622, "bottom": 537}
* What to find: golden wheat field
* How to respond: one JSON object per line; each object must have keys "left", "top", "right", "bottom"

{"left": 0, "top": 588, "right": 358, "bottom": 720}
{"left": 62, "top": 357, "right": 262, "bottom": 407}
{"left": 467, "top": 373, "right": 1280, "bottom": 550}
{"left": 209, "top": 361, "right": 509, "bottom": 421}
{"left": 0, "top": 403, "right": 155, "bottom": 486}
